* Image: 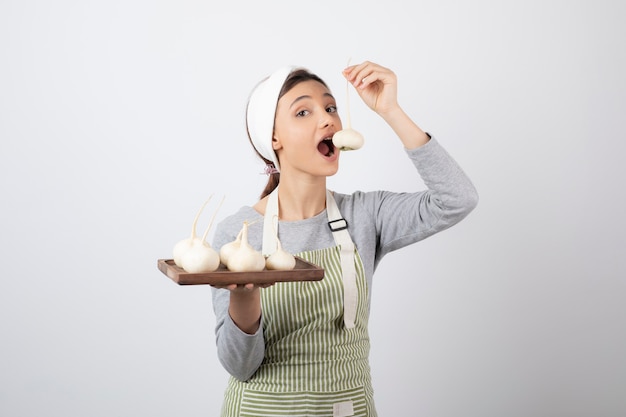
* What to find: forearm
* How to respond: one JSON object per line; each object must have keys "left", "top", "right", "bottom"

{"left": 229, "top": 289, "right": 262, "bottom": 334}
{"left": 379, "top": 105, "right": 430, "bottom": 149}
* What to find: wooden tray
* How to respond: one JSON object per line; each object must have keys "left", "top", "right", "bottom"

{"left": 157, "top": 258, "right": 325, "bottom": 286}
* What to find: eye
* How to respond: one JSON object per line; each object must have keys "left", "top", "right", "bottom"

{"left": 296, "top": 109, "right": 310, "bottom": 117}
{"left": 326, "top": 105, "right": 338, "bottom": 114}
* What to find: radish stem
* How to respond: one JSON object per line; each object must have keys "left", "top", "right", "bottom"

{"left": 345, "top": 58, "right": 353, "bottom": 129}
{"left": 173, "top": 194, "right": 213, "bottom": 267}
{"left": 200, "top": 195, "right": 226, "bottom": 243}
{"left": 332, "top": 58, "right": 364, "bottom": 151}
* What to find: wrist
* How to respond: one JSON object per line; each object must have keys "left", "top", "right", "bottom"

{"left": 377, "top": 104, "right": 403, "bottom": 121}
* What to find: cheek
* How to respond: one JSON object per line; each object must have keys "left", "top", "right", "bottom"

{"left": 273, "top": 124, "right": 304, "bottom": 150}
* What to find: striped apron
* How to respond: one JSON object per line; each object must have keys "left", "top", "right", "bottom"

{"left": 220, "top": 189, "right": 376, "bottom": 417}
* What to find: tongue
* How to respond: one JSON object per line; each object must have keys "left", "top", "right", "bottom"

{"left": 317, "top": 141, "right": 330, "bottom": 156}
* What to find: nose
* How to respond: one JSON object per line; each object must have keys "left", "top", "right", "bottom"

{"left": 319, "top": 110, "right": 335, "bottom": 129}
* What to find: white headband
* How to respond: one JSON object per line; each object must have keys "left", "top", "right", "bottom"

{"left": 246, "top": 65, "right": 297, "bottom": 172}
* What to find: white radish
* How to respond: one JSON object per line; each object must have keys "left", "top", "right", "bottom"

{"left": 226, "top": 221, "right": 265, "bottom": 272}
{"left": 265, "top": 238, "right": 296, "bottom": 270}
{"left": 332, "top": 58, "right": 364, "bottom": 151}
{"left": 173, "top": 194, "right": 213, "bottom": 267}
{"left": 265, "top": 215, "right": 295, "bottom": 270}
{"left": 219, "top": 228, "right": 242, "bottom": 267}
{"left": 219, "top": 218, "right": 262, "bottom": 266}
{"left": 180, "top": 195, "right": 225, "bottom": 273}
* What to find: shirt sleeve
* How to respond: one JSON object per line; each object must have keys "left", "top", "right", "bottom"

{"left": 379, "top": 136, "right": 478, "bottom": 254}
{"left": 211, "top": 287, "right": 265, "bottom": 381}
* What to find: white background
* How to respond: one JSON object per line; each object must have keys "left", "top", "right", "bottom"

{"left": 1, "top": 1, "right": 625, "bottom": 416}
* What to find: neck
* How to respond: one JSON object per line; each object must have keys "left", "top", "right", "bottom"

{"left": 276, "top": 176, "right": 327, "bottom": 221}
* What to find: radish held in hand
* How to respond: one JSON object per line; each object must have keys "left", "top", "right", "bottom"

{"left": 265, "top": 215, "right": 295, "bottom": 270}
{"left": 180, "top": 195, "right": 225, "bottom": 273}
{"left": 173, "top": 195, "right": 213, "bottom": 267}
{"left": 332, "top": 59, "right": 364, "bottom": 151}
{"left": 226, "top": 221, "right": 265, "bottom": 272}
{"left": 332, "top": 128, "right": 364, "bottom": 151}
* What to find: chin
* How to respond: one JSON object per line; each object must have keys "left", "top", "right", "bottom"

{"left": 322, "top": 165, "right": 339, "bottom": 177}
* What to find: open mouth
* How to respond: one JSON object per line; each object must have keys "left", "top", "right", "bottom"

{"left": 317, "top": 138, "right": 336, "bottom": 157}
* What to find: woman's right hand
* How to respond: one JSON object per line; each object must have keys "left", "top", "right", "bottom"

{"left": 211, "top": 282, "right": 274, "bottom": 291}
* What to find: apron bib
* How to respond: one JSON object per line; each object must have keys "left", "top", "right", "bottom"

{"left": 220, "top": 189, "right": 376, "bottom": 417}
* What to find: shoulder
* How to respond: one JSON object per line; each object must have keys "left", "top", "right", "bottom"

{"left": 333, "top": 189, "right": 387, "bottom": 208}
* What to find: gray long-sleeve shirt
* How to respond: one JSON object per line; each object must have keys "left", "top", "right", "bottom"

{"left": 210, "top": 137, "right": 479, "bottom": 381}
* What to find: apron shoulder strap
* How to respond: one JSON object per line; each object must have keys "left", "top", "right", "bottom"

{"left": 326, "top": 190, "right": 358, "bottom": 329}
{"left": 262, "top": 188, "right": 279, "bottom": 256}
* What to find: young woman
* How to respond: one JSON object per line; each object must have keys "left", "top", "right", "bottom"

{"left": 210, "top": 61, "right": 478, "bottom": 416}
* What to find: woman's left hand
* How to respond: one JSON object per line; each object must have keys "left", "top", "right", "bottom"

{"left": 342, "top": 60, "right": 430, "bottom": 149}
{"left": 342, "top": 61, "right": 400, "bottom": 117}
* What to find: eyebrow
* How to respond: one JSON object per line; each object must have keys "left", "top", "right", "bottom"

{"left": 289, "top": 92, "right": 335, "bottom": 109}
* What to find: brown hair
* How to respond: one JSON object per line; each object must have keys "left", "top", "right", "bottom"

{"left": 246, "top": 68, "right": 329, "bottom": 199}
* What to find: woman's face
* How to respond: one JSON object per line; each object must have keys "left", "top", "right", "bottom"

{"left": 272, "top": 80, "right": 342, "bottom": 177}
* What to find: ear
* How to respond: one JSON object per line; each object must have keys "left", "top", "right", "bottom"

{"left": 271, "top": 133, "right": 282, "bottom": 151}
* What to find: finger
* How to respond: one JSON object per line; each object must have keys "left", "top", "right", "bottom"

{"left": 358, "top": 71, "right": 377, "bottom": 89}
{"left": 354, "top": 65, "right": 386, "bottom": 89}
{"left": 342, "top": 61, "right": 371, "bottom": 84}
{"left": 361, "top": 68, "right": 396, "bottom": 90}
